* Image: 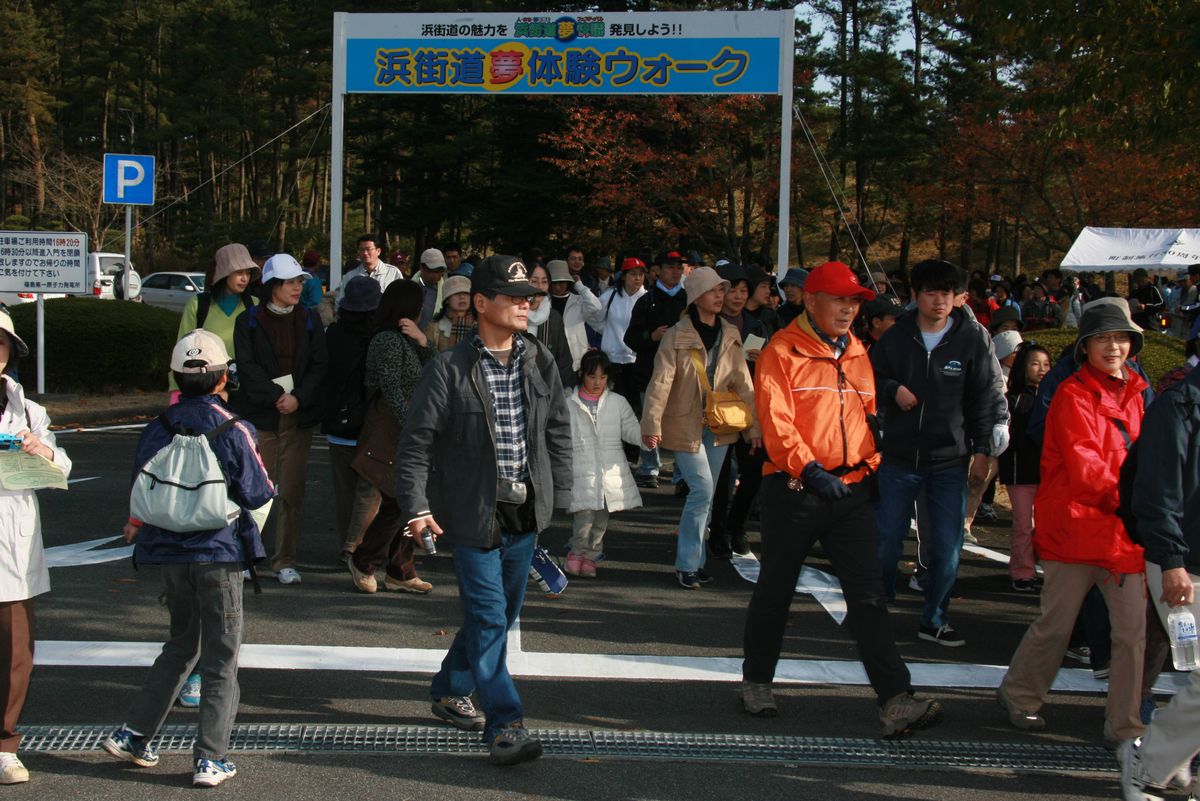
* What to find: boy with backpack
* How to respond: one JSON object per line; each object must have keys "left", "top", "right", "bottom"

{"left": 102, "top": 330, "right": 275, "bottom": 788}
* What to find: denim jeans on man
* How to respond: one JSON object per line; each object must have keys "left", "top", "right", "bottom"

{"left": 430, "top": 530, "right": 535, "bottom": 741}
{"left": 124, "top": 563, "right": 243, "bottom": 760}
{"left": 671, "top": 429, "right": 729, "bottom": 573}
{"left": 875, "top": 460, "right": 967, "bottom": 628}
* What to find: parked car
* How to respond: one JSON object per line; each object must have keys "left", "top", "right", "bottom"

{"left": 138, "top": 272, "right": 206, "bottom": 313}
{"left": 89, "top": 252, "right": 141, "bottom": 300}
{"left": 0, "top": 290, "right": 66, "bottom": 307}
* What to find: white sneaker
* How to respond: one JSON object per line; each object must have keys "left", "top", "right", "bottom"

{"left": 276, "top": 567, "right": 302, "bottom": 585}
{"left": 0, "top": 753, "right": 28, "bottom": 784}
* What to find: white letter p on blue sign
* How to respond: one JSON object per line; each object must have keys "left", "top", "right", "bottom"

{"left": 103, "top": 153, "right": 155, "bottom": 206}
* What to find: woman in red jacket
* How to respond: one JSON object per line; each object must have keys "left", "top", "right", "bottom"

{"left": 998, "top": 298, "right": 1148, "bottom": 746}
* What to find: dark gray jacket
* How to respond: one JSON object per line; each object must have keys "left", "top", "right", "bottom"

{"left": 1132, "top": 367, "right": 1200, "bottom": 574}
{"left": 394, "top": 332, "right": 573, "bottom": 548}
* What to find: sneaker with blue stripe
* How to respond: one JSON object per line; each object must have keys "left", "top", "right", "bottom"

{"left": 101, "top": 726, "right": 159, "bottom": 767}
{"left": 193, "top": 757, "right": 237, "bottom": 787}
{"left": 177, "top": 673, "right": 202, "bottom": 707}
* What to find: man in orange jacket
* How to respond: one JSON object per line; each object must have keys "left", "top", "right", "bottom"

{"left": 739, "top": 260, "right": 943, "bottom": 738}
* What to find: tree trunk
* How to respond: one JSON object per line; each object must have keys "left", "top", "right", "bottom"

{"left": 26, "top": 108, "right": 45, "bottom": 218}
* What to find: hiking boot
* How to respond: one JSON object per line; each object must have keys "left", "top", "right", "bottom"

{"left": 177, "top": 672, "right": 202, "bottom": 707}
{"left": 564, "top": 553, "right": 583, "bottom": 577}
{"left": 348, "top": 559, "right": 377, "bottom": 594}
{"left": 740, "top": 681, "right": 778, "bottom": 718}
{"left": 918, "top": 623, "right": 965, "bottom": 648}
{"left": 635, "top": 474, "right": 658, "bottom": 489}
{"left": 880, "top": 692, "right": 943, "bottom": 739}
{"left": 489, "top": 721, "right": 543, "bottom": 766}
{"left": 1012, "top": 578, "right": 1042, "bottom": 592}
{"left": 102, "top": 725, "right": 159, "bottom": 767}
{"left": 730, "top": 533, "right": 751, "bottom": 556}
{"left": 431, "top": 696, "right": 485, "bottom": 731}
{"left": 676, "top": 570, "right": 701, "bottom": 590}
{"left": 997, "top": 685, "right": 1046, "bottom": 731}
{"left": 384, "top": 575, "right": 433, "bottom": 594}
{"left": 1119, "top": 738, "right": 1169, "bottom": 801}
{"left": 0, "top": 753, "right": 28, "bottom": 785}
{"left": 193, "top": 757, "right": 237, "bottom": 787}
{"left": 580, "top": 558, "right": 597, "bottom": 578}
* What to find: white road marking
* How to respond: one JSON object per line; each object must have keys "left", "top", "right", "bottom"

{"left": 66, "top": 476, "right": 100, "bottom": 485}
{"left": 54, "top": 423, "right": 147, "bottom": 435}
{"left": 44, "top": 536, "right": 132, "bottom": 568}
{"left": 731, "top": 552, "right": 846, "bottom": 623}
{"left": 31, "top": 639, "right": 1188, "bottom": 695}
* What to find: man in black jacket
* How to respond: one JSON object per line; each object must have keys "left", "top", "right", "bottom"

{"left": 870, "top": 259, "right": 1008, "bottom": 648}
{"left": 1121, "top": 367, "right": 1200, "bottom": 800}
{"left": 623, "top": 249, "right": 687, "bottom": 488}
{"left": 395, "top": 255, "right": 572, "bottom": 766}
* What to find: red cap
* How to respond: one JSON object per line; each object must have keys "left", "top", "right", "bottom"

{"left": 620, "top": 257, "right": 647, "bottom": 272}
{"left": 803, "top": 261, "right": 875, "bottom": 300}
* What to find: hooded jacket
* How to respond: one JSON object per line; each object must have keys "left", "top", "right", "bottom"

{"left": 869, "top": 307, "right": 1008, "bottom": 469}
{"left": 754, "top": 315, "right": 879, "bottom": 486}
{"left": 1035, "top": 363, "right": 1147, "bottom": 574}
{"left": 131, "top": 395, "right": 275, "bottom": 566}
{"left": 1132, "top": 366, "right": 1200, "bottom": 575}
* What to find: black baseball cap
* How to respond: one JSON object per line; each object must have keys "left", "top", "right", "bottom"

{"left": 471, "top": 255, "right": 546, "bottom": 298}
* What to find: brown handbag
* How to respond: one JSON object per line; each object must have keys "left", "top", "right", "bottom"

{"left": 351, "top": 390, "right": 401, "bottom": 497}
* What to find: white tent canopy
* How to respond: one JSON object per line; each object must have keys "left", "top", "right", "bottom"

{"left": 1060, "top": 227, "right": 1200, "bottom": 272}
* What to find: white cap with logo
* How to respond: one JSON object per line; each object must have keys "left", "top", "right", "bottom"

{"left": 171, "top": 329, "right": 231, "bottom": 374}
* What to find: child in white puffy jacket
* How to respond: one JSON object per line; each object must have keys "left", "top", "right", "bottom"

{"left": 561, "top": 351, "right": 642, "bottom": 578}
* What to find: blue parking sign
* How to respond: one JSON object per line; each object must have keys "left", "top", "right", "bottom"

{"left": 103, "top": 153, "right": 156, "bottom": 205}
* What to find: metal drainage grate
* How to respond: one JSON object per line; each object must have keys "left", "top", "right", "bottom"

{"left": 20, "top": 724, "right": 1117, "bottom": 773}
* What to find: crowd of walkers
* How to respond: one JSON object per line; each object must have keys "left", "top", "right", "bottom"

{"left": 0, "top": 237, "right": 1196, "bottom": 801}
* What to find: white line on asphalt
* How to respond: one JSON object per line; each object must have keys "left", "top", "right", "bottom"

{"left": 31, "top": 639, "right": 1188, "bottom": 695}
{"left": 44, "top": 536, "right": 132, "bottom": 568}
{"left": 731, "top": 552, "right": 846, "bottom": 623}
{"left": 54, "top": 423, "right": 147, "bottom": 435}
{"left": 66, "top": 476, "right": 100, "bottom": 485}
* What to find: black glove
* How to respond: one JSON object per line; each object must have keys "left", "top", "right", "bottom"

{"left": 802, "top": 461, "right": 852, "bottom": 501}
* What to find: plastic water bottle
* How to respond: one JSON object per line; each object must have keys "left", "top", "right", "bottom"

{"left": 1168, "top": 606, "right": 1200, "bottom": 671}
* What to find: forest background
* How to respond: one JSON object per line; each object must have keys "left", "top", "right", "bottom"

{"left": 1, "top": 0, "right": 1197, "bottom": 278}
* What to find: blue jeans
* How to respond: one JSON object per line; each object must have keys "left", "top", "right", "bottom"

{"left": 637, "top": 392, "right": 661, "bottom": 477}
{"left": 430, "top": 530, "right": 535, "bottom": 741}
{"left": 875, "top": 460, "right": 967, "bottom": 629}
{"left": 671, "top": 429, "right": 729, "bottom": 572}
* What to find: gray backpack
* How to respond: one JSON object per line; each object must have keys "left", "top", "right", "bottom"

{"left": 130, "top": 415, "right": 241, "bottom": 532}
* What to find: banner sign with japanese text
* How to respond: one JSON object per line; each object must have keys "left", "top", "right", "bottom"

{"left": 0, "top": 231, "right": 88, "bottom": 294}
{"left": 340, "top": 11, "right": 793, "bottom": 95}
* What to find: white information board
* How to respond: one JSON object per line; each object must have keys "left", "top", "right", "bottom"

{"left": 0, "top": 231, "right": 88, "bottom": 295}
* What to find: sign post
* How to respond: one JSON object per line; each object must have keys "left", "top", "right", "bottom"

{"left": 329, "top": 10, "right": 796, "bottom": 289}
{"left": 103, "top": 153, "right": 156, "bottom": 298}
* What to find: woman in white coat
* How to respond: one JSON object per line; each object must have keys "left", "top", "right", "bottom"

{"left": 588, "top": 257, "right": 648, "bottom": 416}
{"left": 0, "top": 311, "right": 71, "bottom": 784}
{"left": 558, "top": 351, "right": 642, "bottom": 578}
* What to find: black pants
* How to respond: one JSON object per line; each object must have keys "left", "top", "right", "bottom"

{"left": 742, "top": 474, "right": 912, "bottom": 704}
{"left": 710, "top": 438, "right": 765, "bottom": 549}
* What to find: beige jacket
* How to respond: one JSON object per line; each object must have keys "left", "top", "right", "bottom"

{"left": 641, "top": 316, "right": 759, "bottom": 453}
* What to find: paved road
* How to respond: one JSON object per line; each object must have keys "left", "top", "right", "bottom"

{"left": 17, "top": 425, "right": 1160, "bottom": 799}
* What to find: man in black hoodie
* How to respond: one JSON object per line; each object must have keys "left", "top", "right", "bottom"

{"left": 623, "top": 250, "right": 687, "bottom": 488}
{"left": 870, "top": 259, "right": 1008, "bottom": 648}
